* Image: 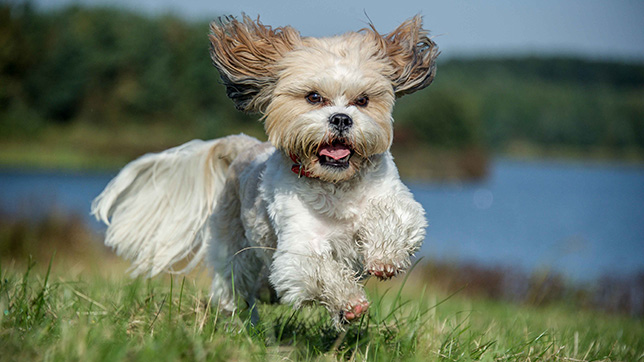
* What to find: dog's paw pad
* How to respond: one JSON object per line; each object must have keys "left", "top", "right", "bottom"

{"left": 341, "top": 298, "right": 369, "bottom": 323}
{"left": 368, "top": 263, "right": 401, "bottom": 280}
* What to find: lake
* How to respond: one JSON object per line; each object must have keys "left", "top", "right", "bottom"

{"left": 1, "top": 159, "right": 643, "bottom": 283}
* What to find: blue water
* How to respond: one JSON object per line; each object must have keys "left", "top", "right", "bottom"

{"left": 1, "top": 159, "right": 643, "bottom": 282}
{"left": 413, "top": 159, "right": 644, "bottom": 282}
{"left": 0, "top": 169, "right": 113, "bottom": 231}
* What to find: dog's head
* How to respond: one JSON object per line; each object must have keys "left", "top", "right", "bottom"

{"left": 210, "top": 15, "right": 438, "bottom": 182}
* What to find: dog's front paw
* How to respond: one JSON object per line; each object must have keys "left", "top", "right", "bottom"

{"left": 366, "top": 260, "right": 406, "bottom": 280}
{"left": 340, "top": 296, "right": 370, "bottom": 323}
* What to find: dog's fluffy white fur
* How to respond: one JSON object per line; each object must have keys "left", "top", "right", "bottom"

{"left": 92, "top": 15, "right": 437, "bottom": 327}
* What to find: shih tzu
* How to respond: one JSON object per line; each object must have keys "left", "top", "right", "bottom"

{"left": 92, "top": 15, "right": 437, "bottom": 327}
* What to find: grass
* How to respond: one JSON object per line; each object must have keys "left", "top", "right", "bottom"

{"left": 1, "top": 256, "right": 643, "bottom": 362}
{"left": 0, "top": 213, "right": 642, "bottom": 361}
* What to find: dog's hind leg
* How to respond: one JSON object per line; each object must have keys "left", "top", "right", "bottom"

{"left": 208, "top": 184, "right": 242, "bottom": 315}
{"left": 208, "top": 172, "right": 267, "bottom": 321}
{"left": 209, "top": 271, "right": 236, "bottom": 314}
{"left": 209, "top": 229, "right": 265, "bottom": 322}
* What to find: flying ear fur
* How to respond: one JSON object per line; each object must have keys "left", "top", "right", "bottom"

{"left": 209, "top": 15, "right": 302, "bottom": 113}
{"left": 376, "top": 15, "right": 439, "bottom": 97}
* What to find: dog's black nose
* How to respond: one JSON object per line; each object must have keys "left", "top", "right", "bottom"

{"left": 329, "top": 113, "right": 353, "bottom": 132}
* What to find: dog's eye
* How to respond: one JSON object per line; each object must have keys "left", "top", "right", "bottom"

{"left": 354, "top": 96, "right": 369, "bottom": 107}
{"left": 305, "top": 92, "right": 324, "bottom": 105}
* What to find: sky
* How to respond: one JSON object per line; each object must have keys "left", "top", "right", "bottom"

{"left": 31, "top": 0, "right": 644, "bottom": 61}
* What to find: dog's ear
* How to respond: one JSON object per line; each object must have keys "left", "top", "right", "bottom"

{"left": 378, "top": 15, "right": 439, "bottom": 97}
{"left": 209, "top": 15, "right": 301, "bottom": 113}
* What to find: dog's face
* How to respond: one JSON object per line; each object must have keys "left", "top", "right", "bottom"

{"left": 210, "top": 16, "right": 438, "bottom": 182}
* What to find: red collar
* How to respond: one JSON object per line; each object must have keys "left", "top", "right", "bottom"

{"left": 289, "top": 154, "right": 313, "bottom": 178}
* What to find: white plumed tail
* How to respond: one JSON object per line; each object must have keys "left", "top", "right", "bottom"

{"left": 91, "top": 134, "right": 259, "bottom": 277}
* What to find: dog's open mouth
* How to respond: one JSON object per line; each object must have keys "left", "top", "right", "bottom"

{"left": 317, "top": 141, "right": 353, "bottom": 169}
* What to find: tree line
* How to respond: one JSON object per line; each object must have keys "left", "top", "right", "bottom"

{"left": 2, "top": 3, "right": 643, "bottom": 156}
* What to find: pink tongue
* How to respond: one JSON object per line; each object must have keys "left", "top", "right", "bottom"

{"left": 319, "top": 144, "right": 351, "bottom": 160}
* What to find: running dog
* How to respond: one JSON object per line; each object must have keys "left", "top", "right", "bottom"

{"left": 92, "top": 15, "right": 437, "bottom": 327}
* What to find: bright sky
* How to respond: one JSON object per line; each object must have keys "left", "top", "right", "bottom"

{"left": 32, "top": 0, "right": 644, "bottom": 61}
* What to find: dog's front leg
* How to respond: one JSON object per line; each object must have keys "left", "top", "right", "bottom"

{"left": 271, "top": 250, "right": 368, "bottom": 325}
{"left": 358, "top": 186, "right": 427, "bottom": 280}
{"left": 268, "top": 204, "right": 369, "bottom": 326}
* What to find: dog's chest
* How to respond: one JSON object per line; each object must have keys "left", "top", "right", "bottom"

{"left": 254, "top": 151, "right": 393, "bottom": 253}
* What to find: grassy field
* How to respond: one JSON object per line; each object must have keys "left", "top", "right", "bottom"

{"left": 1, "top": 254, "right": 643, "bottom": 362}
{"left": 0, "top": 201, "right": 642, "bottom": 361}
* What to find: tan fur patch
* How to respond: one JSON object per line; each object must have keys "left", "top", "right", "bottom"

{"left": 209, "top": 15, "right": 302, "bottom": 112}
{"left": 364, "top": 15, "right": 439, "bottom": 97}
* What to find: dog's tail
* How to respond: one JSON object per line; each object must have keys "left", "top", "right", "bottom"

{"left": 91, "top": 134, "right": 260, "bottom": 277}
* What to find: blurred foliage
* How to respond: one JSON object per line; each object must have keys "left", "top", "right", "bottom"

{"left": 0, "top": 209, "right": 111, "bottom": 270}
{"left": 1, "top": 3, "right": 643, "bottom": 160}
{"left": 397, "top": 57, "right": 644, "bottom": 153}
{"left": 0, "top": 3, "right": 258, "bottom": 141}
{"left": 421, "top": 261, "right": 644, "bottom": 317}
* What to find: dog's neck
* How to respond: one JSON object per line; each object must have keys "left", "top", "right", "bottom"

{"left": 289, "top": 153, "right": 313, "bottom": 178}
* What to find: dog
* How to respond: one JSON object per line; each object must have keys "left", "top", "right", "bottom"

{"left": 92, "top": 15, "right": 437, "bottom": 327}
